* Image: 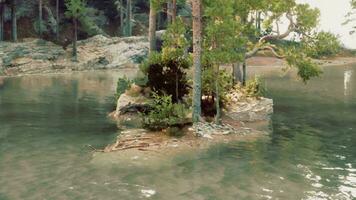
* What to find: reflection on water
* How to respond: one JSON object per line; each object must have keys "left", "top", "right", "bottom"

{"left": 0, "top": 65, "right": 356, "bottom": 200}
{"left": 344, "top": 70, "right": 353, "bottom": 97}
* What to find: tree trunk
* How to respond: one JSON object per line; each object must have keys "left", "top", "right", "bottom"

{"left": 56, "top": 0, "right": 59, "bottom": 41}
{"left": 72, "top": 18, "right": 78, "bottom": 61}
{"left": 125, "top": 0, "right": 132, "bottom": 36}
{"left": 167, "top": 2, "right": 172, "bottom": 24}
{"left": 233, "top": 62, "right": 242, "bottom": 84}
{"left": 148, "top": 1, "right": 157, "bottom": 53}
{"left": 11, "top": 0, "right": 17, "bottom": 42}
{"left": 0, "top": 3, "right": 4, "bottom": 41}
{"left": 192, "top": 0, "right": 202, "bottom": 123}
{"left": 175, "top": 72, "right": 179, "bottom": 102}
{"left": 242, "top": 61, "right": 247, "bottom": 86}
{"left": 120, "top": 0, "right": 124, "bottom": 36}
{"left": 214, "top": 64, "right": 221, "bottom": 124}
{"left": 172, "top": 0, "right": 177, "bottom": 24}
{"left": 39, "top": 0, "right": 43, "bottom": 37}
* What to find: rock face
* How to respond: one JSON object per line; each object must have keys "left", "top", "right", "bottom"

{"left": 225, "top": 97, "right": 273, "bottom": 122}
{"left": 0, "top": 35, "right": 149, "bottom": 76}
{"left": 115, "top": 93, "right": 149, "bottom": 115}
{"left": 0, "top": 39, "right": 65, "bottom": 75}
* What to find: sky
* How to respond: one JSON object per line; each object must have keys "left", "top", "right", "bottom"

{"left": 297, "top": 0, "right": 356, "bottom": 49}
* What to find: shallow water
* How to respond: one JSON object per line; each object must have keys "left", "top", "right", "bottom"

{"left": 0, "top": 65, "right": 355, "bottom": 200}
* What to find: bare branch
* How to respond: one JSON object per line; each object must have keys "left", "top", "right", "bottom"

{"left": 245, "top": 45, "right": 284, "bottom": 59}
{"left": 259, "top": 13, "right": 295, "bottom": 43}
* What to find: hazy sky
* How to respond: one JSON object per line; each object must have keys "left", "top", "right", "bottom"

{"left": 298, "top": 0, "right": 355, "bottom": 49}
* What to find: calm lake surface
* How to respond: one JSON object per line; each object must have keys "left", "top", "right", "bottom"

{"left": 0, "top": 65, "right": 355, "bottom": 200}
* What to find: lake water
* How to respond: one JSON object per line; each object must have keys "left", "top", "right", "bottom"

{"left": 0, "top": 65, "right": 355, "bottom": 200}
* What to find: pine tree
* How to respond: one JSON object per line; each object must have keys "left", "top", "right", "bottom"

{"left": 149, "top": 0, "right": 160, "bottom": 53}
{"left": 0, "top": 2, "right": 4, "bottom": 41}
{"left": 56, "top": 0, "right": 60, "bottom": 40}
{"left": 65, "top": 0, "right": 88, "bottom": 61}
{"left": 39, "top": 0, "right": 43, "bottom": 37}
{"left": 11, "top": 0, "right": 17, "bottom": 42}
{"left": 191, "top": 0, "right": 202, "bottom": 123}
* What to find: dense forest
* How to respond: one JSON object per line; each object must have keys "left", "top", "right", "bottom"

{"left": 0, "top": 0, "right": 189, "bottom": 44}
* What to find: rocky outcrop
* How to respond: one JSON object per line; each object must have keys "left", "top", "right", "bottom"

{"left": 225, "top": 97, "right": 273, "bottom": 122}
{"left": 0, "top": 35, "right": 149, "bottom": 76}
{"left": 114, "top": 93, "right": 150, "bottom": 117}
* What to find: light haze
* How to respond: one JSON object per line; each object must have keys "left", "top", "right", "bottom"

{"left": 298, "top": 0, "right": 355, "bottom": 49}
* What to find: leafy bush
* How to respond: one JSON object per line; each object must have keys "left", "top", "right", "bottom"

{"left": 245, "top": 76, "right": 266, "bottom": 97}
{"left": 201, "top": 65, "right": 233, "bottom": 116}
{"left": 202, "top": 66, "right": 233, "bottom": 102}
{"left": 142, "top": 93, "right": 189, "bottom": 131}
{"left": 116, "top": 76, "right": 132, "bottom": 99}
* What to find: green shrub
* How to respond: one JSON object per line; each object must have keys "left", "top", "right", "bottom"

{"left": 116, "top": 76, "right": 132, "bottom": 99}
{"left": 142, "top": 93, "right": 189, "bottom": 131}
{"left": 201, "top": 65, "right": 233, "bottom": 116}
{"left": 245, "top": 76, "right": 266, "bottom": 97}
{"left": 138, "top": 18, "right": 191, "bottom": 103}
{"left": 202, "top": 66, "right": 233, "bottom": 102}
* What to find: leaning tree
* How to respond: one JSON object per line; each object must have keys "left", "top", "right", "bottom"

{"left": 232, "top": 0, "right": 323, "bottom": 84}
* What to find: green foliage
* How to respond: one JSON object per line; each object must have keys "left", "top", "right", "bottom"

{"left": 286, "top": 48, "right": 322, "bottom": 83}
{"left": 142, "top": 93, "right": 189, "bottom": 131}
{"left": 33, "top": 19, "right": 48, "bottom": 35}
{"left": 245, "top": 76, "right": 266, "bottom": 97}
{"left": 295, "top": 4, "right": 320, "bottom": 34}
{"left": 161, "top": 18, "right": 190, "bottom": 60}
{"left": 303, "top": 32, "right": 342, "bottom": 58}
{"left": 79, "top": 7, "right": 107, "bottom": 36}
{"left": 116, "top": 76, "right": 132, "bottom": 99}
{"left": 65, "top": 0, "right": 88, "bottom": 19}
{"left": 139, "top": 20, "right": 191, "bottom": 102}
{"left": 203, "top": 0, "right": 245, "bottom": 64}
{"left": 202, "top": 66, "right": 233, "bottom": 102}
{"left": 344, "top": 0, "right": 356, "bottom": 35}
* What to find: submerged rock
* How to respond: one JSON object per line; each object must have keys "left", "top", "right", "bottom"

{"left": 194, "top": 122, "right": 251, "bottom": 139}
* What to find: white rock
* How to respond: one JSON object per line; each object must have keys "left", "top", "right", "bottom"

{"left": 141, "top": 189, "right": 156, "bottom": 198}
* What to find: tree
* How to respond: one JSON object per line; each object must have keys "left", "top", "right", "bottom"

{"left": 39, "top": 0, "right": 43, "bottom": 37}
{"left": 124, "top": 0, "right": 132, "bottom": 36}
{"left": 231, "top": 0, "right": 323, "bottom": 84}
{"left": 11, "top": 0, "right": 17, "bottom": 42}
{"left": 171, "top": 0, "right": 176, "bottom": 23}
{"left": 149, "top": 0, "right": 159, "bottom": 53}
{"left": 65, "top": 0, "right": 88, "bottom": 61}
{"left": 344, "top": 0, "right": 356, "bottom": 34}
{"left": 56, "top": 0, "right": 60, "bottom": 40}
{"left": 203, "top": 0, "right": 244, "bottom": 124}
{"left": 0, "top": 1, "right": 4, "bottom": 41}
{"left": 191, "top": 0, "right": 202, "bottom": 123}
